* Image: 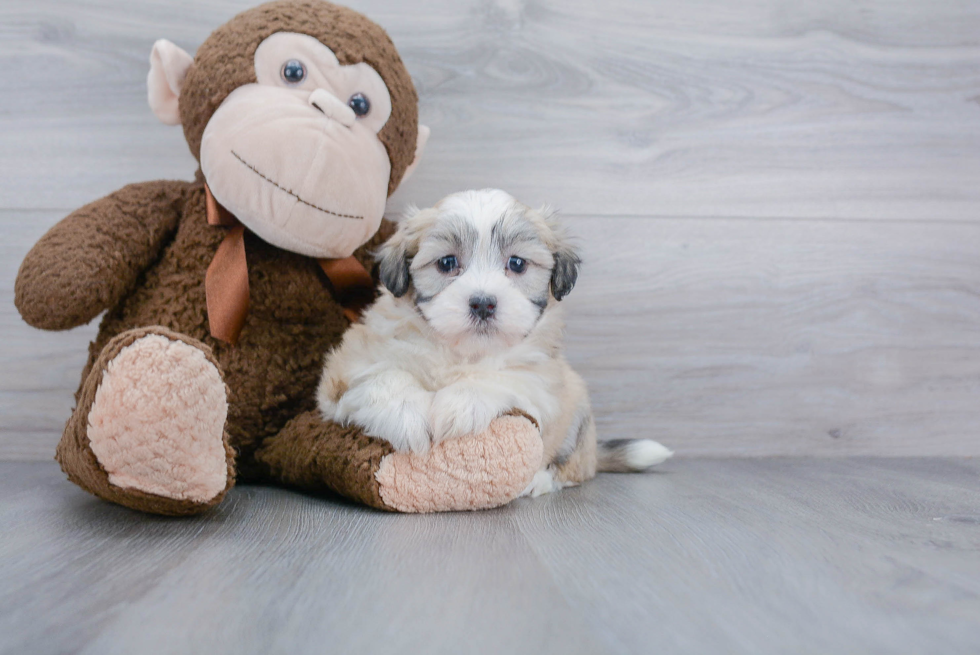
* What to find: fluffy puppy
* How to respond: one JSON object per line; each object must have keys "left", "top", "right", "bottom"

{"left": 317, "top": 189, "right": 671, "bottom": 496}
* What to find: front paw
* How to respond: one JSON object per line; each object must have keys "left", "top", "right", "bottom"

{"left": 335, "top": 388, "right": 434, "bottom": 454}
{"left": 430, "top": 384, "right": 502, "bottom": 443}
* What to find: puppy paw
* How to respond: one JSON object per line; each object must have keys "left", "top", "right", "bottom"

{"left": 382, "top": 400, "right": 434, "bottom": 454}
{"left": 430, "top": 383, "right": 502, "bottom": 443}
{"left": 335, "top": 386, "right": 434, "bottom": 454}
{"left": 520, "top": 468, "right": 571, "bottom": 498}
{"left": 521, "top": 469, "right": 556, "bottom": 498}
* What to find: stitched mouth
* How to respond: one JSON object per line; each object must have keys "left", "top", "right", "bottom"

{"left": 231, "top": 151, "right": 363, "bottom": 221}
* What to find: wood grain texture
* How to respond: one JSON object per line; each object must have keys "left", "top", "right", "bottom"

{"left": 1, "top": 459, "right": 978, "bottom": 654}
{"left": 563, "top": 216, "right": 980, "bottom": 456}
{"left": 2, "top": 0, "right": 980, "bottom": 459}
{"left": 512, "top": 457, "right": 980, "bottom": 654}
{"left": 1, "top": 0, "right": 979, "bottom": 218}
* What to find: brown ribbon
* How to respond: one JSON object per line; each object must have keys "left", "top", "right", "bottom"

{"left": 319, "top": 257, "right": 376, "bottom": 323}
{"left": 204, "top": 184, "right": 375, "bottom": 345}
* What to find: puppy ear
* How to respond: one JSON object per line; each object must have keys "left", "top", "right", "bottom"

{"left": 550, "top": 242, "right": 581, "bottom": 301}
{"left": 541, "top": 207, "right": 581, "bottom": 301}
{"left": 376, "top": 229, "right": 411, "bottom": 298}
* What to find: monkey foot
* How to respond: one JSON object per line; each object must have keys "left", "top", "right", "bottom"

{"left": 56, "top": 327, "right": 235, "bottom": 516}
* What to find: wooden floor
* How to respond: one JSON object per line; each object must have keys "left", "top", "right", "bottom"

{"left": 2, "top": 1, "right": 980, "bottom": 653}
{"left": 2, "top": 459, "right": 979, "bottom": 655}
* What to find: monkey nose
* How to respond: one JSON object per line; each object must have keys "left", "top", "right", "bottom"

{"left": 308, "top": 88, "right": 356, "bottom": 128}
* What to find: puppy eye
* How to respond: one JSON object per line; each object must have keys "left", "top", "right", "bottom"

{"left": 281, "top": 60, "right": 307, "bottom": 84}
{"left": 437, "top": 255, "right": 458, "bottom": 273}
{"left": 508, "top": 256, "right": 527, "bottom": 274}
{"left": 348, "top": 93, "right": 371, "bottom": 116}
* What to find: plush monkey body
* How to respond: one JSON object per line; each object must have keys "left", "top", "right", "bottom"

{"left": 66, "top": 181, "right": 388, "bottom": 476}
{"left": 15, "top": 1, "right": 543, "bottom": 515}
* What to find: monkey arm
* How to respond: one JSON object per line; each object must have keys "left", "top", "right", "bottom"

{"left": 15, "top": 180, "right": 190, "bottom": 331}
{"left": 254, "top": 410, "right": 542, "bottom": 513}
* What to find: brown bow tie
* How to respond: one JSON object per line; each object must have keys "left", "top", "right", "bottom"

{"left": 204, "top": 184, "right": 375, "bottom": 345}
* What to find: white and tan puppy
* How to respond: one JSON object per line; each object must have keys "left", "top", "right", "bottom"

{"left": 318, "top": 189, "right": 671, "bottom": 496}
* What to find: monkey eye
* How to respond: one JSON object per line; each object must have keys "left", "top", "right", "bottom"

{"left": 508, "top": 256, "right": 527, "bottom": 274}
{"left": 348, "top": 93, "right": 371, "bottom": 117}
{"left": 436, "top": 255, "right": 458, "bottom": 273}
{"left": 281, "top": 60, "right": 307, "bottom": 84}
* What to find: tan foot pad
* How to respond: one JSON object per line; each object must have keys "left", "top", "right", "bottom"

{"left": 375, "top": 415, "right": 543, "bottom": 513}
{"left": 87, "top": 334, "right": 229, "bottom": 504}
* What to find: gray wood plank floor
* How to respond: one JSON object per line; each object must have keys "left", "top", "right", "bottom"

{"left": 2, "top": 0, "right": 979, "bottom": 458}
{"left": 2, "top": 459, "right": 979, "bottom": 655}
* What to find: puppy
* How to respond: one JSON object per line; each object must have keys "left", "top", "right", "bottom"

{"left": 317, "top": 189, "right": 671, "bottom": 496}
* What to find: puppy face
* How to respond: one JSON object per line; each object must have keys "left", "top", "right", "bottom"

{"left": 378, "top": 189, "right": 580, "bottom": 350}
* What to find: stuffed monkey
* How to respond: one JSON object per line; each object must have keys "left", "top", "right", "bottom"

{"left": 14, "top": 0, "right": 542, "bottom": 515}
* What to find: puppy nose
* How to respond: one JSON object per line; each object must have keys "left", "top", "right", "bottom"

{"left": 308, "top": 88, "right": 355, "bottom": 127}
{"left": 469, "top": 295, "right": 497, "bottom": 321}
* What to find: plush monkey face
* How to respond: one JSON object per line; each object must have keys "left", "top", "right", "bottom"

{"left": 198, "top": 32, "right": 399, "bottom": 258}
{"left": 146, "top": 1, "right": 428, "bottom": 259}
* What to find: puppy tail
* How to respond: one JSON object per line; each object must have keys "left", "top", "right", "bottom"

{"left": 596, "top": 439, "right": 673, "bottom": 473}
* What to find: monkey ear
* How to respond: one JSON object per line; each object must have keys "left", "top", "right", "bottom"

{"left": 397, "top": 125, "right": 430, "bottom": 187}
{"left": 376, "top": 230, "right": 412, "bottom": 298}
{"left": 147, "top": 39, "right": 194, "bottom": 126}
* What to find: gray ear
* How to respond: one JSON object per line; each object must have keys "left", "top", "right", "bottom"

{"left": 377, "top": 234, "right": 411, "bottom": 297}
{"left": 550, "top": 243, "right": 581, "bottom": 301}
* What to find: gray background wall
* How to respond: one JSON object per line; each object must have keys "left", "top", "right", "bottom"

{"left": 2, "top": 0, "right": 979, "bottom": 459}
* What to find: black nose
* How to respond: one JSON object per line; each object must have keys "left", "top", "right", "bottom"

{"left": 469, "top": 295, "right": 497, "bottom": 321}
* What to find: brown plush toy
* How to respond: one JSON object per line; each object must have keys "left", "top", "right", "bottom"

{"left": 14, "top": 0, "right": 542, "bottom": 516}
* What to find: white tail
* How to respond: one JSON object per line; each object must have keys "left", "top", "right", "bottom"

{"left": 597, "top": 439, "right": 673, "bottom": 472}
